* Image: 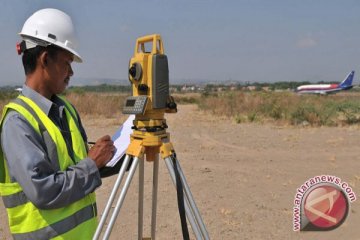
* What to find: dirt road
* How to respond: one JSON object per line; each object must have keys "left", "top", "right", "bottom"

{"left": 1, "top": 104, "right": 360, "bottom": 239}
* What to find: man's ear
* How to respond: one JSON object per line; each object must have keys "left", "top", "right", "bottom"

{"left": 39, "top": 51, "right": 48, "bottom": 68}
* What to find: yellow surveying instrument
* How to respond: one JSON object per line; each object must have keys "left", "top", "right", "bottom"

{"left": 93, "top": 34, "right": 210, "bottom": 240}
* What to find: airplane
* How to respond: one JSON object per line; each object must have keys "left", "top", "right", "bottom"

{"left": 296, "top": 71, "right": 355, "bottom": 95}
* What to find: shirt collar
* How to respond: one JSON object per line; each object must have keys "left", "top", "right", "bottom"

{"left": 21, "top": 85, "right": 65, "bottom": 116}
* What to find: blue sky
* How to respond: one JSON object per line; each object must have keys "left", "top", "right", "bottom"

{"left": 1, "top": 0, "right": 360, "bottom": 86}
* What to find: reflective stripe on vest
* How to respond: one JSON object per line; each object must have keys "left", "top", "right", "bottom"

{"left": 0, "top": 96, "right": 97, "bottom": 240}
{"left": 12, "top": 203, "right": 97, "bottom": 240}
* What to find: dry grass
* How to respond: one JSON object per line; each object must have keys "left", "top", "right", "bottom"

{"left": 198, "top": 91, "right": 360, "bottom": 126}
{"left": 65, "top": 92, "right": 128, "bottom": 118}
{"left": 1, "top": 90, "right": 359, "bottom": 127}
{"left": 0, "top": 92, "right": 127, "bottom": 119}
{"left": 0, "top": 100, "right": 6, "bottom": 113}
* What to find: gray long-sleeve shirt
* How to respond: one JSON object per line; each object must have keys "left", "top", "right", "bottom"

{"left": 0, "top": 85, "right": 101, "bottom": 209}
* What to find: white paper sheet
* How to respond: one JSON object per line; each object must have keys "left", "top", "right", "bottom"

{"left": 106, "top": 115, "right": 135, "bottom": 167}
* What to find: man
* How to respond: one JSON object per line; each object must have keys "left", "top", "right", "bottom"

{"left": 0, "top": 8, "right": 116, "bottom": 239}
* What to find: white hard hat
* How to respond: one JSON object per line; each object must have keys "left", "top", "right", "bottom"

{"left": 19, "top": 8, "right": 82, "bottom": 62}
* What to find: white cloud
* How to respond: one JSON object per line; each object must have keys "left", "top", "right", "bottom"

{"left": 296, "top": 37, "right": 317, "bottom": 48}
{"left": 119, "top": 24, "right": 131, "bottom": 33}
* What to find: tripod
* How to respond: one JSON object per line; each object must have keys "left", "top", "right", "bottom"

{"left": 93, "top": 118, "right": 210, "bottom": 240}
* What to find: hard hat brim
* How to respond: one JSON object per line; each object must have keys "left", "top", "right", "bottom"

{"left": 19, "top": 33, "right": 83, "bottom": 63}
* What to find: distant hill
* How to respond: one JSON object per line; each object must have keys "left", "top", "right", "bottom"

{"left": 71, "top": 78, "right": 129, "bottom": 86}
{"left": 70, "top": 77, "right": 217, "bottom": 86}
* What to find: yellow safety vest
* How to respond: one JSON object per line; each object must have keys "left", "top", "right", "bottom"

{"left": 0, "top": 95, "right": 97, "bottom": 240}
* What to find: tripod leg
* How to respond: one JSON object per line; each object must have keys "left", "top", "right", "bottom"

{"left": 103, "top": 156, "right": 140, "bottom": 240}
{"left": 93, "top": 155, "right": 131, "bottom": 240}
{"left": 151, "top": 154, "right": 159, "bottom": 239}
{"left": 173, "top": 159, "right": 210, "bottom": 240}
{"left": 164, "top": 157, "right": 203, "bottom": 240}
{"left": 138, "top": 158, "right": 144, "bottom": 240}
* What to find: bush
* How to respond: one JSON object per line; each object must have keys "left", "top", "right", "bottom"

{"left": 338, "top": 101, "right": 360, "bottom": 124}
{"left": 198, "top": 91, "right": 360, "bottom": 127}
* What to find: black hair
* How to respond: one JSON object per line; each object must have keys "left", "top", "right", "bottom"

{"left": 21, "top": 44, "right": 61, "bottom": 75}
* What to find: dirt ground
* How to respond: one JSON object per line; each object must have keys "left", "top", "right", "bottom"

{"left": 1, "top": 104, "right": 360, "bottom": 240}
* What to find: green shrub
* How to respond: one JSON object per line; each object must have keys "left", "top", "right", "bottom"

{"left": 338, "top": 101, "right": 360, "bottom": 124}
{"left": 197, "top": 91, "right": 360, "bottom": 127}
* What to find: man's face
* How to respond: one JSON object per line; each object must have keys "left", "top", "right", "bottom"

{"left": 45, "top": 49, "right": 74, "bottom": 96}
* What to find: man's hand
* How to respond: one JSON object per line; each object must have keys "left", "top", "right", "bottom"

{"left": 88, "top": 135, "right": 115, "bottom": 168}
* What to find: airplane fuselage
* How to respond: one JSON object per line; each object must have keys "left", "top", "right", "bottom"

{"left": 296, "top": 84, "right": 353, "bottom": 94}
{"left": 296, "top": 71, "right": 355, "bottom": 95}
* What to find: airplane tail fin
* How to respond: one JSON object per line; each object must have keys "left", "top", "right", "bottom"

{"left": 339, "top": 71, "right": 355, "bottom": 88}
